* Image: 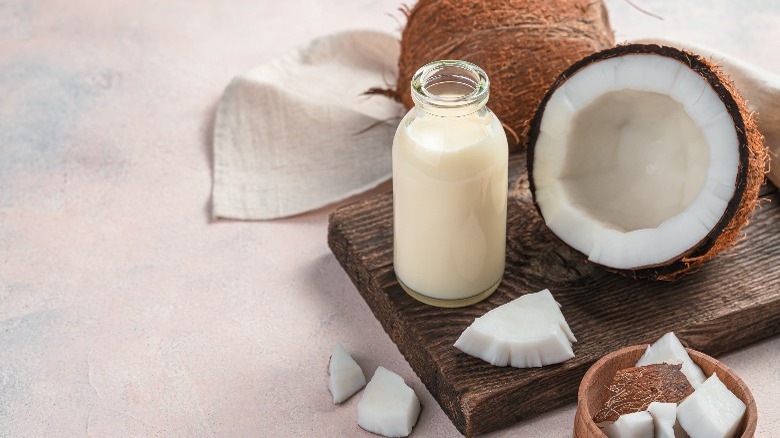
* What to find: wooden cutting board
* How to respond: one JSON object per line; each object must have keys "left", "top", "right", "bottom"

{"left": 327, "top": 153, "right": 780, "bottom": 437}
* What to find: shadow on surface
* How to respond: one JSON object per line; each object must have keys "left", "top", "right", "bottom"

{"left": 300, "top": 251, "right": 412, "bottom": 381}
{"left": 201, "top": 99, "right": 218, "bottom": 223}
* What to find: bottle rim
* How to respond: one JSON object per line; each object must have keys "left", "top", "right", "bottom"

{"left": 411, "top": 60, "right": 490, "bottom": 116}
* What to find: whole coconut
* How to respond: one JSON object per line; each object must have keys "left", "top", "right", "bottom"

{"left": 394, "top": 0, "right": 614, "bottom": 150}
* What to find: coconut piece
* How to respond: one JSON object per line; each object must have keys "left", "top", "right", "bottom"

{"left": 647, "top": 402, "right": 678, "bottom": 438}
{"left": 327, "top": 342, "right": 366, "bottom": 404}
{"left": 527, "top": 44, "right": 768, "bottom": 280}
{"left": 453, "top": 289, "right": 576, "bottom": 368}
{"left": 594, "top": 363, "right": 694, "bottom": 423}
{"left": 636, "top": 332, "right": 706, "bottom": 388}
{"left": 677, "top": 373, "right": 746, "bottom": 438}
{"left": 371, "top": 0, "right": 614, "bottom": 151}
{"left": 673, "top": 423, "right": 690, "bottom": 438}
{"left": 357, "top": 366, "right": 421, "bottom": 437}
{"left": 602, "top": 411, "right": 654, "bottom": 438}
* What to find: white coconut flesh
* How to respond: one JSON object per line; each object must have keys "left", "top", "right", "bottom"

{"left": 677, "top": 373, "right": 746, "bottom": 438}
{"left": 533, "top": 54, "right": 740, "bottom": 270}
{"left": 327, "top": 342, "right": 366, "bottom": 404}
{"left": 357, "top": 366, "right": 421, "bottom": 438}
{"left": 602, "top": 411, "right": 655, "bottom": 438}
{"left": 646, "top": 402, "right": 679, "bottom": 438}
{"left": 636, "top": 332, "right": 706, "bottom": 388}
{"left": 454, "top": 289, "right": 576, "bottom": 368}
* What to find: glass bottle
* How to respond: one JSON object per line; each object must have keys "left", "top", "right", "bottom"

{"left": 393, "top": 60, "right": 508, "bottom": 308}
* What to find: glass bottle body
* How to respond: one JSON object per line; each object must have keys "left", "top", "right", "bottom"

{"left": 392, "top": 60, "right": 508, "bottom": 307}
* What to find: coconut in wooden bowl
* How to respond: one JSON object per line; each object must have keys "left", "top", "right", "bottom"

{"left": 574, "top": 341, "right": 757, "bottom": 438}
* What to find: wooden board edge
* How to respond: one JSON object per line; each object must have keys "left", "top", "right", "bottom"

{"left": 463, "top": 362, "right": 591, "bottom": 436}
{"left": 677, "top": 298, "right": 780, "bottom": 356}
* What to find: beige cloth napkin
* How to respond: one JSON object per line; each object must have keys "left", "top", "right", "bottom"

{"left": 212, "top": 30, "right": 402, "bottom": 220}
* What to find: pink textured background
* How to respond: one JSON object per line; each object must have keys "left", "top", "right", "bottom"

{"left": 0, "top": 0, "right": 778, "bottom": 436}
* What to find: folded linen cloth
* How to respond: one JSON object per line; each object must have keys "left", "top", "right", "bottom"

{"left": 212, "top": 30, "right": 402, "bottom": 220}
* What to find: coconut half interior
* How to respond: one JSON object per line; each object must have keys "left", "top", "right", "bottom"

{"left": 532, "top": 54, "right": 739, "bottom": 270}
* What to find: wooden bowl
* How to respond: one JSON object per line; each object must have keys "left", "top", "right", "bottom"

{"left": 574, "top": 345, "right": 757, "bottom": 437}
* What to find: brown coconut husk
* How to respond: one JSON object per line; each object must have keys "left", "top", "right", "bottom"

{"left": 593, "top": 363, "right": 694, "bottom": 423}
{"left": 668, "top": 52, "right": 769, "bottom": 280}
{"left": 526, "top": 44, "right": 769, "bottom": 281}
{"left": 369, "top": 0, "right": 614, "bottom": 151}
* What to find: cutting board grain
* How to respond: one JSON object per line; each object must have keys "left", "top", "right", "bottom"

{"left": 327, "top": 153, "right": 780, "bottom": 437}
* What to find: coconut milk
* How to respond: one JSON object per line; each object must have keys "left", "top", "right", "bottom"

{"left": 393, "top": 107, "right": 508, "bottom": 304}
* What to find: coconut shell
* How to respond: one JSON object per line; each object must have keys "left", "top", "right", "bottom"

{"left": 390, "top": 0, "right": 614, "bottom": 151}
{"left": 593, "top": 363, "right": 694, "bottom": 423}
{"left": 527, "top": 44, "right": 769, "bottom": 280}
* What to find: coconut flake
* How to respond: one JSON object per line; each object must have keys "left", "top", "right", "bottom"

{"left": 636, "top": 332, "right": 706, "bottom": 388}
{"left": 327, "top": 342, "right": 366, "bottom": 404}
{"left": 677, "top": 373, "right": 746, "bottom": 438}
{"left": 454, "top": 289, "right": 576, "bottom": 368}
{"left": 646, "top": 402, "right": 678, "bottom": 438}
{"left": 602, "top": 411, "right": 654, "bottom": 438}
{"left": 357, "top": 366, "right": 421, "bottom": 437}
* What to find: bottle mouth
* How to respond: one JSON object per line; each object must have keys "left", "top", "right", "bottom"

{"left": 411, "top": 60, "right": 490, "bottom": 116}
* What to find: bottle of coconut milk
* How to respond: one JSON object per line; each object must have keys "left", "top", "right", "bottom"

{"left": 393, "top": 60, "right": 508, "bottom": 307}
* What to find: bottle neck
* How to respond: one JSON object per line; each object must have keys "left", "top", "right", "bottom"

{"left": 411, "top": 60, "right": 490, "bottom": 118}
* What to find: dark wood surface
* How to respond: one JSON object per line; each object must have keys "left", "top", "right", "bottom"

{"left": 327, "top": 153, "right": 780, "bottom": 437}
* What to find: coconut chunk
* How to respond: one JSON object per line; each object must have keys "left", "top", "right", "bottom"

{"left": 647, "top": 402, "right": 678, "bottom": 438}
{"left": 357, "top": 366, "right": 421, "bottom": 437}
{"left": 636, "top": 332, "right": 706, "bottom": 388}
{"left": 454, "top": 289, "right": 576, "bottom": 368}
{"left": 602, "top": 411, "right": 654, "bottom": 438}
{"left": 327, "top": 342, "right": 366, "bottom": 404}
{"left": 677, "top": 373, "right": 746, "bottom": 438}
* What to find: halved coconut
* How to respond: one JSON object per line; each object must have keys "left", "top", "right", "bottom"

{"left": 527, "top": 44, "right": 767, "bottom": 280}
